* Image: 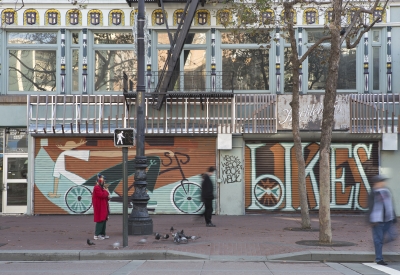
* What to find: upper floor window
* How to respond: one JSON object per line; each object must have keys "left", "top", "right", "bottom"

{"left": 326, "top": 9, "right": 333, "bottom": 23}
{"left": 175, "top": 10, "right": 184, "bottom": 25}
{"left": 348, "top": 9, "right": 361, "bottom": 24}
{"left": 46, "top": 9, "right": 60, "bottom": 25}
{"left": 281, "top": 9, "right": 296, "bottom": 24}
{"left": 88, "top": 10, "right": 102, "bottom": 26}
{"left": 196, "top": 10, "right": 209, "bottom": 25}
{"left": 110, "top": 10, "right": 124, "bottom": 26}
{"left": 48, "top": 12, "right": 58, "bottom": 25}
{"left": 217, "top": 9, "right": 231, "bottom": 26}
{"left": 373, "top": 10, "right": 382, "bottom": 23}
{"left": 306, "top": 12, "right": 315, "bottom": 24}
{"left": 152, "top": 10, "right": 166, "bottom": 26}
{"left": 25, "top": 9, "right": 38, "bottom": 25}
{"left": 370, "top": 8, "right": 385, "bottom": 23}
{"left": 67, "top": 10, "right": 81, "bottom": 26}
{"left": 261, "top": 10, "right": 274, "bottom": 24}
{"left": 303, "top": 8, "right": 318, "bottom": 25}
{"left": 2, "top": 9, "right": 17, "bottom": 25}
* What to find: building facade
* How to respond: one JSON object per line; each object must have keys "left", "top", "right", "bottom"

{"left": 0, "top": 0, "right": 400, "bottom": 216}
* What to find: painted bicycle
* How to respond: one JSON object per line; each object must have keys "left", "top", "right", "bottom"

{"left": 160, "top": 152, "right": 204, "bottom": 214}
{"left": 64, "top": 156, "right": 161, "bottom": 214}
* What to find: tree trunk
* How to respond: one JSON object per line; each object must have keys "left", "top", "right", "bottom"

{"left": 319, "top": 2, "right": 342, "bottom": 243}
{"left": 286, "top": 21, "right": 311, "bottom": 229}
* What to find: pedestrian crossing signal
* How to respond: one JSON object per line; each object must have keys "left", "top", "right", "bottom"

{"left": 114, "top": 128, "right": 135, "bottom": 147}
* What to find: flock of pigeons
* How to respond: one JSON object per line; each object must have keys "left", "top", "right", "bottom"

{"left": 86, "top": 226, "right": 201, "bottom": 249}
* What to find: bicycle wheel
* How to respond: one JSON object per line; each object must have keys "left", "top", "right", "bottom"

{"left": 172, "top": 179, "right": 204, "bottom": 214}
{"left": 254, "top": 175, "right": 284, "bottom": 210}
{"left": 65, "top": 185, "right": 93, "bottom": 214}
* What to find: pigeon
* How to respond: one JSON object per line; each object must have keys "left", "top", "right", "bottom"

{"left": 112, "top": 242, "right": 120, "bottom": 249}
{"left": 87, "top": 239, "right": 95, "bottom": 246}
{"left": 162, "top": 234, "right": 169, "bottom": 239}
{"left": 138, "top": 237, "right": 148, "bottom": 244}
{"left": 170, "top": 227, "right": 174, "bottom": 233}
{"left": 155, "top": 233, "right": 161, "bottom": 240}
{"left": 190, "top": 236, "right": 200, "bottom": 240}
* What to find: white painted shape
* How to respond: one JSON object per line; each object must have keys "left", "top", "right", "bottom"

{"left": 40, "top": 138, "right": 48, "bottom": 147}
{"left": 382, "top": 133, "right": 398, "bottom": 150}
{"left": 363, "top": 263, "right": 400, "bottom": 274}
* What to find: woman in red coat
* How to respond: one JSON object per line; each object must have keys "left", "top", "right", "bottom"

{"left": 92, "top": 174, "right": 110, "bottom": 240}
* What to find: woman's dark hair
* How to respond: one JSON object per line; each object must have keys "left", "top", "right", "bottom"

{"left": 208, "top": 166, "right": 215, "bottom": 173}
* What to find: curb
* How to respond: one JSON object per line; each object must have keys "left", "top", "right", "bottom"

{"left": 0, "top": 250, "right": 399, "bottom": 262}
{"left": 0, "top": 250, "right": 208, "bottom": 262}
{"left": 267, "top": 251, "right": 400, "bottom": 262}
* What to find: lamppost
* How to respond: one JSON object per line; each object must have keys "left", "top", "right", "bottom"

{"left": 126, "top": 0, "right": 153, "bottom": 235}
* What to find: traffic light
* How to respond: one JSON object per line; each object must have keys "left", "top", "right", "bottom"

{"left": 114, "top": 128, "right": 135, "bottom": 147}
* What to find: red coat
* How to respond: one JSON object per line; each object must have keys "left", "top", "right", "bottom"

{"left": 92, "top": 185, "right": 109, "bottom": 222}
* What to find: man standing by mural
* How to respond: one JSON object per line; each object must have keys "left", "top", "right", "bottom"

{"left": 92, "top": 174, "right": 110, "bottom": 240}
{"left": 202, "top": 166, "right": 216, "bottom": 227}
{"left": 368, "top": 174, "right": 397, "bottom": 266}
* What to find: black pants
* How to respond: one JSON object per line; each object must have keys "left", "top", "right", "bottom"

{"left": 204, "top": 199, "right": 213, "bottom": 224}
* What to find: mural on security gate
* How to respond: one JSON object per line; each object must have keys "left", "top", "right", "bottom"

{"left": 34, "top": 137, "right": 215, "bottom": 214}
{"left": 245, "top": 142, "right": 378, "bottom": 212}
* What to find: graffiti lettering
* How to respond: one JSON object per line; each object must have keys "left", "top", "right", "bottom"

{"left": 246, "top": 142, "right": 377, "bottom": 212}
{"left": 221, "top": 155, "right": 243, "bottom": 184}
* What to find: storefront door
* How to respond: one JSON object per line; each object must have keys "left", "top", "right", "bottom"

{"left": 2, "top": 155, "right": 28, "bottom": 213}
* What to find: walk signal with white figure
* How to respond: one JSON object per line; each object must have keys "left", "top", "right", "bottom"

{"left": 114, "top": 128, "right": 135, "bottom": 147}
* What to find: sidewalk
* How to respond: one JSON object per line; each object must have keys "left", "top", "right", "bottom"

{"left": 0, "top": 214, "right": 399, "bottom": 262}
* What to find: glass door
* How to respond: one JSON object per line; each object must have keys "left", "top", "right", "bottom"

{"left": 2, "top": 155, "right": 28, "bottom": 213}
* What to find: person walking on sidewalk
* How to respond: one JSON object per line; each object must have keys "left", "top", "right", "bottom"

{"left": 367, "top": 174, "right": 397, "bottom": 266}
{"left": 92, "top": 174, "right": 110, "bottom": 240}
{"left": 201, "top": 166, "right": 216, "bottom": 227}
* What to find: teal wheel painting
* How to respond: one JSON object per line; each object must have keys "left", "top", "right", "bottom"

{"left": 65, "top": 185, "right": 93, "bottom": 213}
{"left": 172, "top": 179, "right": 204, "bottom": 214}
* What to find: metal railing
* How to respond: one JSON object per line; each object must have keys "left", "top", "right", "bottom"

{"left": 29, "top": 93, "right": 400, "bottom": 135}
{"left": 27, "top": 94, "right": 277, "bottom": 135}
{"left": 350, "top": 94, "right": 399, "bottom": 133}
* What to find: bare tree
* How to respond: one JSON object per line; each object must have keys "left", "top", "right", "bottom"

{"left": 319, "top": 0, "right": 388, "bottom": 243}
{"left": 221, "top": 0, "right": 388, "bottom": 238}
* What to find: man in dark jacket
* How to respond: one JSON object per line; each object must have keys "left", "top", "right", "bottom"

{"left": 201, "top": 166, "right": 216, "bottom": 227}
{"left": 367, "top": 174, "right": 397, "bottom": 265}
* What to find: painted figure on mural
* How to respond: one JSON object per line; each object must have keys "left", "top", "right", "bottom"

{"left": 367, "top": 174, "right": 397, "bottom": 266}
{"left": 48, "top": 139, "right": 174, "bottom": 198}
{"left": 92, "top": 174, "right": 110, "bottom": 240}
{"left": 201, "top": 166, "right": 216, "bottom": 227}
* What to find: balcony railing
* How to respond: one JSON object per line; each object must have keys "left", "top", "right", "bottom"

{"left": 28, "top": 93, "right": 400, "bottom": 135}
{"left": 350, "top": 94, "right": 399, "bottom": 133}
{"left": 27, "top": 94, "right": 277, "bottom": 135}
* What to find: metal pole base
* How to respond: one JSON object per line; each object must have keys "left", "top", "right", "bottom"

{"left": 128, "top": 219, "right": 153, "bottom": 235}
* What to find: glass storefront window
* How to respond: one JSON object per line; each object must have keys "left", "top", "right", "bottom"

{"left": 72, "top": 49, "right": 79, "bottom": 91}
{"left": 94, "top": 50, "right": 136, "bottom": 91}
{"left": 221, "top": 31, "right": 270, "bottom": 44}
{"left": 8, "top": 50, "right": 57, "bottom": 91}
{"left": 222, "top": 48, "right": 269, "bottom": 90}
{"left": 6, "top": 129, "right": 28, "bottom": 153}
{"left": 94, "top": 33, "right": 134, "bottom": 44}
{"left": 284, "top": 47, "right": 293, "bottom": 93}
{"left": 307, "top": 45, "right": 356, "bottom": 90}
{"left": 157, "top": 32, "right": 206, "bottom": 45}
{"left": 7, "top": 182, "right": 27, "bottom": 205}
{"left": 8, "top": 32, "right": 57, "bottom": 44}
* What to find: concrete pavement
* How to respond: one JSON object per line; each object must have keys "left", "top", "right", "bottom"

{"left": 0, "top": 214, "right": 399, "bottom": 262}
